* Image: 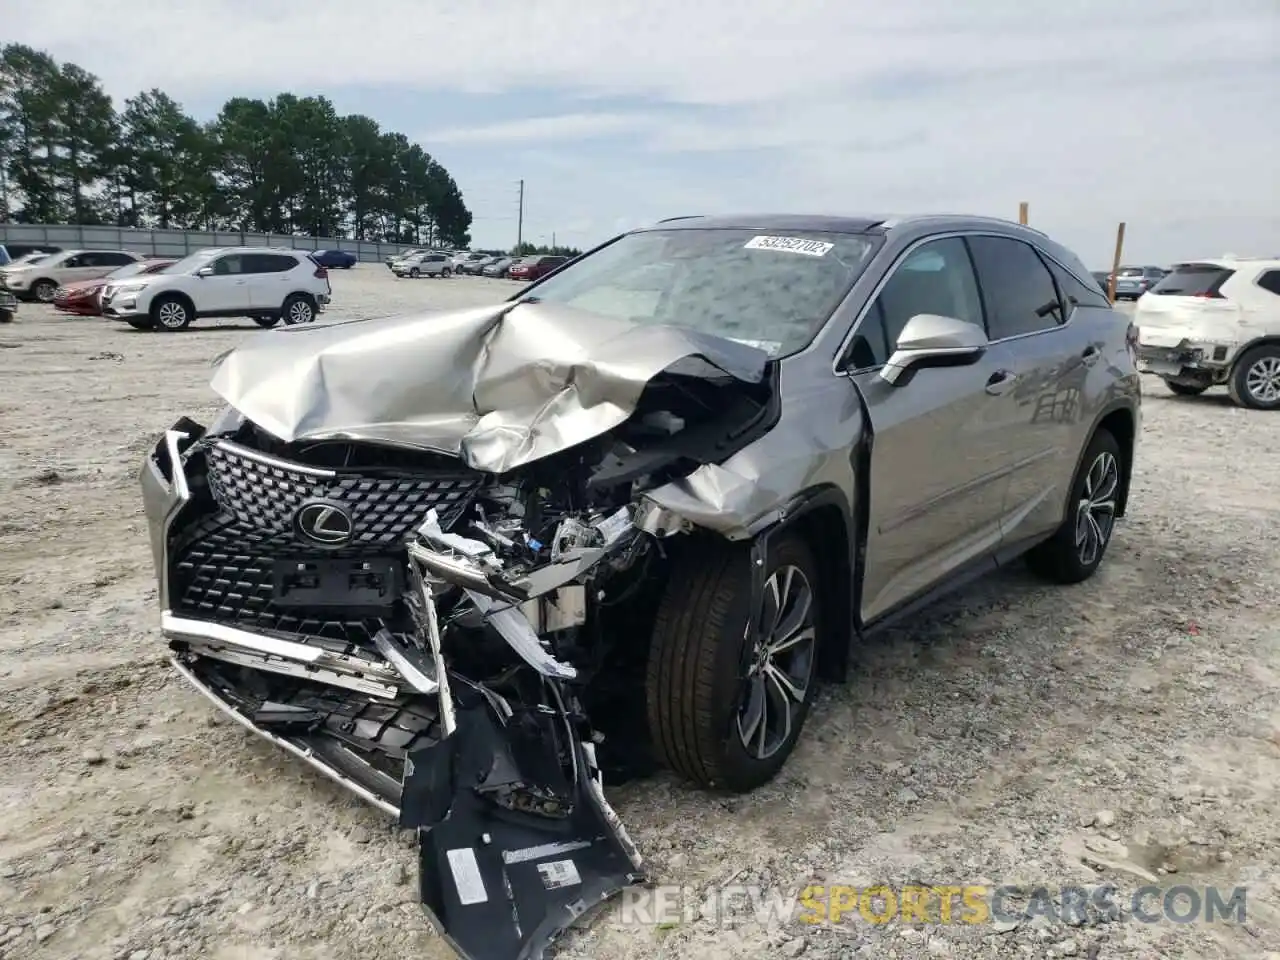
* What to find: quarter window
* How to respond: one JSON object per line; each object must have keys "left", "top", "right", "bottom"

{"left": 99, "top": 251, "right": 136, "bottom": 266}
{"left": 243, "top": 253, "right": 297, "bottom": 273}
{"left": 966, "top": 236, "right": 1065, "bottom": 339}
{"left": 1256, "top": 270, "right": 1280, "bottom": 297}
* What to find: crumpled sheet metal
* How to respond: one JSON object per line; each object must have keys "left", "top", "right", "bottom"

{"left": 208, "top": 300, "right": 769, "bottom": 474}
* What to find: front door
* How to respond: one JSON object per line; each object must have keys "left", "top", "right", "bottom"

{"left": 843, "top": 236, "right": 1015, "bottom": 622}
{"left": 205, "top": 253, "right": 254, "bottom": 311}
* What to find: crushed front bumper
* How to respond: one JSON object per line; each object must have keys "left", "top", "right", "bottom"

{"left": 142, "top": 419, "right": 647, "bottom": 960}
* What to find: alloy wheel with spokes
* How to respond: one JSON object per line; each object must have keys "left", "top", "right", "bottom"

{"left": 1244, "top": 356, "right": 1280, "bottom": 406}
{"left": 736, "top": 564, "right": 817, "bottom": 762}
{"left": 34, "top": 280, "right": 57, "bottom": 302}
{"left": 285, "top": 296, "right": 315, "bottom": 325}
{"left": 1074, "top": 451, "right": 1119, "bottom": 567}
{"left": 154, "top": 298, "right": 191, "bottom": 331}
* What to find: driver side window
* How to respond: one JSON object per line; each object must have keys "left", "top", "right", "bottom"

{"left": 844, "top": 237, "right": 985, "bottom": 370}
{"left": 213, "top": 254, "right": 244, "bottom": 276}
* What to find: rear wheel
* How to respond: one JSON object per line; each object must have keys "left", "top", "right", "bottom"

{"left": 282, "top": 294, "right": 316, "bottom": 325}
{"left": 1228, "top": 345, "right": 1280, "bottom": 410}
{"left": 1163, "top": 379, "right": 1208, "bottom": 397}
{"left": 1026, "top": 428, "right": 1123, "bottom": 584}
{"left": 151, "top": 296, "right": 192, "bottom": 331}
{"left": 646, "top": 535, "right": 822, "bottom": 792}
{"left": 441, "top": 267, "right": 452, "bottom": 278}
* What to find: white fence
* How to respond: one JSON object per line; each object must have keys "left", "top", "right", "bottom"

{"left": 0, "top": 223, "right": 418, "bottom": 263}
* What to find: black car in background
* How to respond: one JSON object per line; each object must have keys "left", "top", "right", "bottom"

{"left": 311, "top": 249, "right": 358, "bottom": 269}
{"left": 0, "top": 243, "right": 62, "bottom": 264}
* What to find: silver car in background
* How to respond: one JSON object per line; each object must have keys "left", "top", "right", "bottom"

{"left": 139, "top": 212, "right": 1140, "bottom": 960}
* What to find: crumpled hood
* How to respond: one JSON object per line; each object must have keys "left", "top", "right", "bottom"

{"left": 209, "top": 299, "right": 770, "bottom": 473}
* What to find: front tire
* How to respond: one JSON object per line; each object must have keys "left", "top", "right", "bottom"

{"left": 33, "top": 279, "right": 58, "bottom": 302}
{"left": 282, "top": 294, "right": 316, "bottom": 325}
{"left": 1163, "top": 379, "right": 1208, "bottom": 397}
{"left": 409, "top": 267, "right": 420, "bottom": 279}
{"left": 1228, "top": 345, "right": 1280, "bottom": 410}
{"left": 1025, "top": 428, "right": 1123, "bottom": 584}
{"left": 646, "top": 535, "right": 822, "bottom": 792}
{"left": 151, "top": 296, "right": 192, "bottom": 331}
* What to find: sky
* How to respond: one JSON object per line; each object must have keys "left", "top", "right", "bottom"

{"left": 6, "top": 0, "right": 1277, "bottom": 265}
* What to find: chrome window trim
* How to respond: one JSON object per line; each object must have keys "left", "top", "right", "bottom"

{"left": 830, "top": 230, "right": 1095, "bottom": 376}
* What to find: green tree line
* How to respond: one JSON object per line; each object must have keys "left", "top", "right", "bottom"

{"left": 0, "top": 44, "right": 473, "bottom": 246}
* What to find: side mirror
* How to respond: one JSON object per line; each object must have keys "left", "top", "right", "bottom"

{"left": 196, "top": 266, "right": 214, "bottom": 277}
{"left": 879, "top": 314, "right": 988, "bottom": 386}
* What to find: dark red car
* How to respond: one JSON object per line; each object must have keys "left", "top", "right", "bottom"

{"left": 54, "top": 258, "right": 175, "bottom": 316}
{"left": 507, "top": 254, "right": 569, "bottom": 281}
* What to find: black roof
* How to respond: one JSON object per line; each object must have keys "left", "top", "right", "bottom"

{"left": 649, "top": 213, "right": 889, "bottom": 234}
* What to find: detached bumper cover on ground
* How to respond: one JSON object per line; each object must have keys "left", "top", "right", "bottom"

{"left": 140, "top": 301, "right": 784, "bottom": 959}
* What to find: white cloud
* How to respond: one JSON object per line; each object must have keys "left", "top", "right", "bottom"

{"left": 6, "top": 0, "right": 1278, "bottom": 260}
{"left": 426, "top": 112, "right": 660, "bottom": 145}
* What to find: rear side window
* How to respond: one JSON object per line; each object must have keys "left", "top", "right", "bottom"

{"left": 1257, "top": 271, "right": 1280, "bottom": 296}
{"left": 244, "top": 253, "right": 298, "bottom": 273}
{"left": 1150, "top": 264, "right": 1234, "bottom": 297}
{"left": 1047, "top": 260, "right": 1111, "bottom": 309}
{"left": 966, "top": 236, "right": 1066, "bottom": 338}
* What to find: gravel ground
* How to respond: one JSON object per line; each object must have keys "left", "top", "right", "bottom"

{"left": 0, "top": 268, "right": 1277, "bottom": 960}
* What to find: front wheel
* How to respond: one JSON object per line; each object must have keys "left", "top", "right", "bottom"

{"left": 409, "top": 268, "right": 421, "bottom": 279}
{"left": 282, "top": 294, "right": 316, "bottom": 325}
{"left": 151, "top": 296, "right": 192, "bottom": 331}
{"left": 1025, "top": 428, "right": 1123, "bottom": 584}
{"left": 33, "top": 279, "right": 58, "bottom": 302}
{"left": 1163, "top": 379, "right": 1208, "bottom": 397}
{"left": 1228, "top": 345, "right": 1280, "bottom": 410}
{"left": 646, "top": 535, "right": 822, "bottom": 792}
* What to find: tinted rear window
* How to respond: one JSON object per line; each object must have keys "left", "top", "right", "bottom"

{"left": 1150, "top": 264, "right": 1235, "bottom": 296}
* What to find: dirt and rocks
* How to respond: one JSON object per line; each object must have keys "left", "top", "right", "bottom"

{"left": 0, "top": 269, "right": 1277, "bottom": 960}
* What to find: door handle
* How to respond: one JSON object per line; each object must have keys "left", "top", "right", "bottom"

{"left": 985, "top": 370, "right": 1017, "bottom": 395}
{"left": 1080, "top": 345, "right": 1101, "bottom": 366}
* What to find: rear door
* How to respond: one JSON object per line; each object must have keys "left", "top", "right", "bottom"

{"left": 965, "top": 234, "right": 1096, "bottom": 546}
{"left": 846, "top": 235, "right": 1016, "bottom": 621}
{"left": 247, "top": 253, "right": 301, "bottom": 309}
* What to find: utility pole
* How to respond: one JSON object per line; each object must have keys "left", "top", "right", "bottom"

{"left": 552, "top": 231, "right": 556, "bottom": 250}
{"left": 516, "top": 179, "right": 524, "bottom": 251}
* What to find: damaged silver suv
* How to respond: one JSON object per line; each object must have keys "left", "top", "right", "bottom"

{"left": 140, "top": 214, "right": 1140, "bottom": 960}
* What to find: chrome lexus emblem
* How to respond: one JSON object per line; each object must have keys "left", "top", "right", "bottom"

{"left": 294, "top": 501, "right": 354, "bottom": 545}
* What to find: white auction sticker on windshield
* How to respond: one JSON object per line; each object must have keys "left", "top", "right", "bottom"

{"left": 743, "top": 235, "right": 833, "bottom": 257}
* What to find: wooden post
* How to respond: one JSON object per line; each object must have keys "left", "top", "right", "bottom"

{"left": 1107, "top": 222, "right": 1126, "bottom": 303}
{"left": 1018, "top": 202, "right": 1029, "bottom": 225}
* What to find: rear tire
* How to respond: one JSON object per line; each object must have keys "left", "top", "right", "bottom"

{"left": 282, "top": 294, "right": 316, "bottom": 325}
{"left": 1163, "top": 379, "right": 1208, "bottom": 397}
{"left": 646, "top": 535, "right": 822, "bottom": 792}
{"left": 1228, "top": 345, "right": 1280, "bottom": 410}
{"left": 1025, "top": 428, "right": 1123, "bottom": 584}
{"left": 151, "top": 296, "right": 192, "bottom": 331}
{"left": 441, "top": 267, "right": 452, "bottom": 278}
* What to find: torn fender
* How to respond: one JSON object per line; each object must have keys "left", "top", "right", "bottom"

{"left": 208, "top": 299, "right": 769, "bottom": 473}
{"left": 402, "top": 686, "right": 644, "bottom": 960}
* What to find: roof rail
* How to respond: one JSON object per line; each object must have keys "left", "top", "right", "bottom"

{"left": 655, "top": 215, "right": 705, "bottom": 223}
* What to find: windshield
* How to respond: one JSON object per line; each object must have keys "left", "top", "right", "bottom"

{"left": 518, "top": 227, "right": 877, "bottom": 357}
{"left": 160, "top": 249, "right": 221, "bottom": 275}
{"left": 106, "top": 261, "right": 153, "bottom": 280}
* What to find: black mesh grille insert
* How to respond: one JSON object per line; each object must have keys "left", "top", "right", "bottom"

{"left": 205, "top": 441, "right": 479, "bottom": 547}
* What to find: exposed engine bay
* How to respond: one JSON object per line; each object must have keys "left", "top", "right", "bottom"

{"left": 145, "top": 354, "right": 780, "bottom": 960}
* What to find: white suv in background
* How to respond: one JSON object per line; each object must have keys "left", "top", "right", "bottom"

{"left": 1136, "top": 257, "right": 1280, "bottom": 409}
{"left": 101, "top": 247, "right": 332, "bottom": 332}
{"left": 2, "top": 249, "right": 145, "bottom": 302}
